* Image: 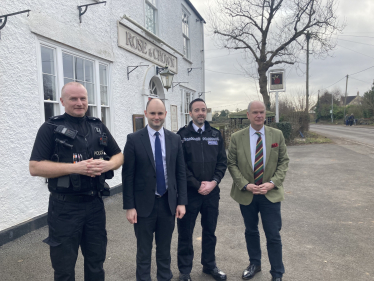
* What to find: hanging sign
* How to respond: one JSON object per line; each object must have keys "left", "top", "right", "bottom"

{"left": 268, "top": 69, "right": 285, "bottom": 92}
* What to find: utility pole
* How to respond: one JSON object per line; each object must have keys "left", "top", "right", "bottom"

{"left": 306, "top": 31, "right": 311, "bottom": 114}
{"left": 331, "top": 89, "right": 333, "bottom": 123}
{"left": 343, "top": 75, "right": 349, "bottom": 118}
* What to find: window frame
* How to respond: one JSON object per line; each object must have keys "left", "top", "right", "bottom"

{"left": 180, "top": 88, "right": 195, "bottom": 126}
{"left": 182, "top": 8, "right": 191, "bottom": 59}
{"left": 145, "top": 0, "right": 158, "bottom": 35}
{"left": 37, "top": 40, "right": 112, "bottom": 129}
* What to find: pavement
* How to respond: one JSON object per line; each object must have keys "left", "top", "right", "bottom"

{"left": 1, "top": 135, "right": 374, "bottom": 280}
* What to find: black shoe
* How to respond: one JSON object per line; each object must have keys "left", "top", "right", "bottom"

{"left": 179, "top": 273, "right": 192, "bottom": 281}
{"left": 272, "top": 278, "right": 282, "bottom": 281}
{"left": 202, "top": 267, "right": 227, "bottom": 280}
{"left": 242, "top": 264, "right": 261, "bottom": 280}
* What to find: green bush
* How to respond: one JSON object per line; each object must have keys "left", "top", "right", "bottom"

{"left": 268, "top": 122, "right": 292, "bottom": 142}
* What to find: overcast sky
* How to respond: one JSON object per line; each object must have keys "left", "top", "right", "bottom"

{"left": 189, "top": 0, "right": 374, "bottom": 112}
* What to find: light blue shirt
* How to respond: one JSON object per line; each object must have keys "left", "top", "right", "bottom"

{"left": 147, "top": 126, "right": 168, "bottom": 194}
{"left": 249, "top": 125, "right": 266, "bottom": 171}
{"left": 192, "top": 123, "right": 205, "bottom": 133}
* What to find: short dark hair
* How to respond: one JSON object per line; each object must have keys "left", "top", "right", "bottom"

{"left": 146, "top": 98, "right": 165, "bottom": 110}
{"left": 189, "top": 98, "right": 206, "bottom": 112}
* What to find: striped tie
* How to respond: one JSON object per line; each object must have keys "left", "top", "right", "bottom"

{"left": 254, "top": 132, "right": 264, "bottom": 185}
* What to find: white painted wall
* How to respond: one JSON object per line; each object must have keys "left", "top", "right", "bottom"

{"left": 0, "top": 0, "right": 205, "bottom": 231}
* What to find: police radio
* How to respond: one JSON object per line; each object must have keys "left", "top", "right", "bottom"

{"left": 54, "top": 125, "right": 78, "bottom": 139}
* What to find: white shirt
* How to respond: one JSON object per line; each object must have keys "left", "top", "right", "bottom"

{"left": 192, "top": 123, "right": 205, "bottom": 133}
{"left": 249, "top": 125, "right": 266, "bottom": 171}
{"left": 147, "top": 126, "right": 168, "bottom": 194}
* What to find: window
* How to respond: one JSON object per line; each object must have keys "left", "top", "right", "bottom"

{"left": 145, "top": 0, "right": 157, "bottom": 34}
{"left": 149, "top": 80, "right": 158, "bottom": 96}
{"left": 182, "top": 10, "right": 190, "bottom": 58}
{"left": 39, "top": 43, "right": 111, "bottom": 128}
{"left": 180, "top": 89, "right": 194, "bottom": 126}
{"left": 41, "top": 46, "right": 58, "bottom": 120}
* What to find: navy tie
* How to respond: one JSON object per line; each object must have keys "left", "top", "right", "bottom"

{"left": 155, "top": 132, "right": 166, "bottom": 196}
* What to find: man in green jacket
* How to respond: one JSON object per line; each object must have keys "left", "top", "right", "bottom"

{"left": 227, "top": 101, "right": 289, "bottom": 281}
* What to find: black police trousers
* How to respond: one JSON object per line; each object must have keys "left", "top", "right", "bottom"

{"left": 44, "top": 195, "right": 107, "bottom": 281}
{"left": 177, "top": 191, "right": 219, "bottom": 274}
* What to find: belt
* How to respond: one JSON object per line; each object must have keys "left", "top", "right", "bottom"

{"left": 156, "top": 190, "right": 168, "bottom": 198}
{"left": 50, "top": 192, "right": 98, "bottom": 203}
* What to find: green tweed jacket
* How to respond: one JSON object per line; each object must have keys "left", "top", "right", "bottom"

{"left": 228, "top": 125, "right": 289, "bottom": 205}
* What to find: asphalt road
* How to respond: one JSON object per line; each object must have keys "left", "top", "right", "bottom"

{"left": 310, "top": 124, "right": 374, "bottom": 148}
{"left": 1, "top": 137, "right": 374, "bottom": 280}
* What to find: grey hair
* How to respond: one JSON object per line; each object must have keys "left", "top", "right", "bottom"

{"left": 247, "top": 101, "right": 266, "bottom": 113}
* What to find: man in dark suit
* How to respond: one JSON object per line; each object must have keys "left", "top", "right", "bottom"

{"left": 122, "top": 98, "right": 188, "bottom": 281}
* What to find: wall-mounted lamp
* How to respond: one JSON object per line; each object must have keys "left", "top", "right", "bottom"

{"left": 127, "top": 65, "right": 149, "bottom": 80}
{"left": 156, "top": 66, "right": 174, "bottom": 91}
{"left": 187, "top": 67, "right": 202, "bottom": 76}
{"left": 78, "top": 1, "right": 106, "bottom": 23}
{"left": 0, "top": 9, "right": 30, "bottom": 38}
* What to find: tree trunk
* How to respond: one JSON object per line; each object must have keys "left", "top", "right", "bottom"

{"left": 258, "top": 68, "right": 270, "bottom": 110}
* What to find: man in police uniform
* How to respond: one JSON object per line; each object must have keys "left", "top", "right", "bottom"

{"left": 177, "top": 98, "right": 227, "bottom": 281}
{"left": 29, "top": 82, "right": 123, "bottom": 281}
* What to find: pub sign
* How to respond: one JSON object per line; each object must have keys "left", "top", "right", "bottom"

{"left": 269, "top": 69, "right": 285, "bottom": 92}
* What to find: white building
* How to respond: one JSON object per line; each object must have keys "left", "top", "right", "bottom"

{"left": 0, "top": 0, "right": 205, "bottom": 242}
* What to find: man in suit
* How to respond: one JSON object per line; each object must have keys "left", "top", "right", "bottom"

{"left": 227, "top": 101, "right": 289, "bottom": 281}
{"left": 122, "top": 98, "right": 188, "bottom": 281}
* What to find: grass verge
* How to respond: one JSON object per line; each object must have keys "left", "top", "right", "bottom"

{"left": 290, "top": 131, "right": 332, "bottom": 145}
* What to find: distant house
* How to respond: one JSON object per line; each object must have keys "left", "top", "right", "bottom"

{"left": 228, "top": 109, "right": 275, "bottom": 126}
{"left": 341, "top": 92, "right": 363, "bottom": 106}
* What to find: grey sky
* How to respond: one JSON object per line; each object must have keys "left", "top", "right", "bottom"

{"left": 189, "top": 0, "right": 374, "bottom": 112}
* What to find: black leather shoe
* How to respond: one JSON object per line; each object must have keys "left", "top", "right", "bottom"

{"left": 242, "top": 264, "right": 261, "bottom": 280}
{"left": 179, "top": 273, "right": 192, "bottom": 281}
{"left": 202, "top": 267, "right": 227, "bottom": 280}
{"left": 272, "top": 278, "right": 282, "bottom": 281}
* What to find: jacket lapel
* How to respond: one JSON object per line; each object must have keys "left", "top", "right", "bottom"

{"left": 264, "top": 126, "right": 272, "bottom": 166}
{"left": 242, "top": 127, "right": 253, "bottom": 171}
{"left": 140, "top": 126, "right": 156, "bottom": 171}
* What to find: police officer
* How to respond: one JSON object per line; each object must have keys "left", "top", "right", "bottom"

{"left": 177, "top": 98, "right": 227, "bottom": 281}
{"left": 29, "top": 82, "right": 123, "bottom": 281}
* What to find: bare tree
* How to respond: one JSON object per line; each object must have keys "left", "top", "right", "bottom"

{"left": 210, "top": 0, "right": 345, "bottom": 109}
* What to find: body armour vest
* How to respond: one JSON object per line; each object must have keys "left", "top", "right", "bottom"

{"left": 47, "top": 115, "right": 108, "bottom": 195}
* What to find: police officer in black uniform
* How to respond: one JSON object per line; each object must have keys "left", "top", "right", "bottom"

{"left": 29, "top": 82, "right": 123, "bottom": 281}
{"left": 177, "top": 98, "right": 227, "bottom": 281}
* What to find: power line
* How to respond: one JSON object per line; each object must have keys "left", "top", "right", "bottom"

{"left": 205, "top": 51, "right": 246, "bottom": 60}
{"left": 337, "top": 38, "right": 374, "bottom": 47}
{"left": 349, "top": 77, "right": 372, "bottom": 84}
{"left": 336, "top": 34, "right": 374, "bottom": 39}
{"left": 349, "top": 65, "right": 374, "bottom": 76}
{"left": 205, "top": 68, "right": 247, "bottom": 76}
{"left": 337, "top": 44, "right": 374, "bottom": 59}
{"left": 324, "top": 76, "right": 346, "bottom": 89}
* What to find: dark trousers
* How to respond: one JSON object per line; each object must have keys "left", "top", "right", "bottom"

{"left": 239, "top": 195, "right": 284, "bottom": 278}
{"left": 44, "top": 196, "right": 107, "bottom": 281}
{"left": 177, "top": 191, "right": 219, "bottom": 274}
{"left": 134, "top": 194, "right": 175, "bottom": 281}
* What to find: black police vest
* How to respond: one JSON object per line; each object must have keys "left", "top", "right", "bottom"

{"left": 47, "top": 115, "right": 107, "bottom": 194}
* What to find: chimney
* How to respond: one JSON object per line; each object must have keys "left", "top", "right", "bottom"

{"left": 357, "top": 91, "right": 359, "bottom": 96}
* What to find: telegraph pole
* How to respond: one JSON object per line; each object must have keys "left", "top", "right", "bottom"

{"left": 343, "top": 75, "right": 349, "bottom": 118}
{"left": 306, "top": 31, "right": 311, "bottom": 114}
{"left": 331, "top": 89, "right": 333, "bottom": 123}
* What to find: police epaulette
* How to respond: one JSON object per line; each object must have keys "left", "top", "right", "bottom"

{"left": 177, "top": 125, "right": 188, "bottom": 133}
{"left": 48, "top": 114, "right": 65, "bottom": 121}
{"left": 87, "top": 116, "right": 101, "bottom": 122}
